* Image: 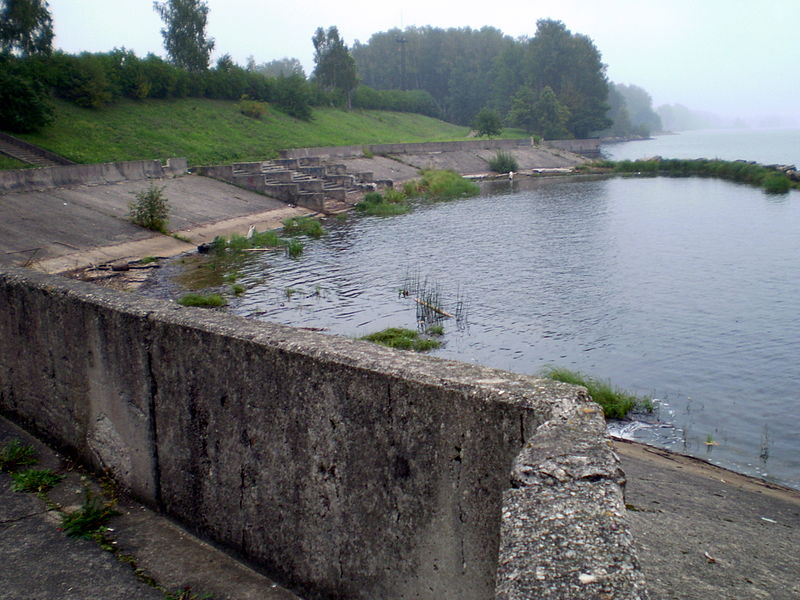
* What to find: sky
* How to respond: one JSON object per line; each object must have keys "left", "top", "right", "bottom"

{"left": 49, "top": 0, "right": 799, "bottom": 122}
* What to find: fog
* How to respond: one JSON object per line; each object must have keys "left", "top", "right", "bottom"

{"left": 50, "top": 0, "right": 799, "bottom": 124}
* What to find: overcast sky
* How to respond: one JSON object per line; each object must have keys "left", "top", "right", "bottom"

{"left": 50, "top": 0, "right": 799, "bottom": 121}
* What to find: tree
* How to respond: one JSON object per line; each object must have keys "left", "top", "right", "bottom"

{"left": 312, "top": 26, "right": 357, "bottom": 108}
{"left": 473, "top": 107, "right": 502, "bottom": 137}
{"left": 531, "top": 86, "right": 571, "bottom": 139}
{"left": 0, "top": 0, "right": 53, "bottom": 56}
{"left": 153, "top": 0, "right": 214, "bottom": 72}
{"left": 253, "top": 57, "right": 306, "bottom": 79}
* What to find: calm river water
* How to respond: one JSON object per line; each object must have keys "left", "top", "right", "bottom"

{"left": 149, "top": 129, "right": 800, "bottom": 489}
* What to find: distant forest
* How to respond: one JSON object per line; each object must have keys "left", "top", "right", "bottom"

{"left": 2, "top": 0, "right": 663, "bottom": 140}
{"left": 353, "top": 20, "right": 662, "bottom": 138}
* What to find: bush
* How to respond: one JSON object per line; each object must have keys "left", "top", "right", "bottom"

{"left": 473, "top": 107, "right": 502, "bottom": 137}
{"left": 0, "top": 57, "right": 54, "bottom": 133}
{"left": 355, "top": 191, "right": 411, "bottom": 216}
{"left": 129, "top": 184, "right": 170, "bottom": 233}
{"left": 488, "top": 151, "right": 519, "bottom": 174}
{"left": 238, "top": 96, "right": 267, "bottom": 119}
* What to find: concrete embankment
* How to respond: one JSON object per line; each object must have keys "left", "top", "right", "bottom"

{"left": 1, "top": 265, "right": 647, "bottom": 599}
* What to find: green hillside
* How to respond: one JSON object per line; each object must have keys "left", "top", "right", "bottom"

{"left": 15, "top": 99, "right": 485, "bottom": 166}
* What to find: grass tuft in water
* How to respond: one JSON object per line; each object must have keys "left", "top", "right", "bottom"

{"left": 177, "top": 293, "right": 227, "bottom": 307}
{"left": 355, "top": 191, "right": 411, "bottom": 216}
{"left": 418, "top": 169, "right": 480, "bottom": 200}
{"left": 542, "top": 367, "right": 652, "bottom": 419}
{"left": 282, "top": 216, "right": 325, "bottom": 239}
{"left": 361, "top": 327, "right": 442, "bottom": 352}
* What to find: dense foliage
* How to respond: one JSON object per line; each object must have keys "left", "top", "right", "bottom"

{"left": 312, "top": 26, "right": 358, "bottom": 108}
{"left": 153, "top": 0, "right": 214, "bottom": 72}
{"left": 0, "top": 0, "right": 53, "bottom": 56}
{"left": 353, "top": 19, "right": 612, "bottom": 138}
{"left": 0, "top": 54, "right": 53, "bottom": 131}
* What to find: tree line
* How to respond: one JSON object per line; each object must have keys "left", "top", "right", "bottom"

{"left": 1, "top": 0, "right": 660, "bottom": 140}
{"left": 353, "top": 20, "right": 661, "bottom": 139}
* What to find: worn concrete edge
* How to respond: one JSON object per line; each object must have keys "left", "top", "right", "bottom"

{"left": 0, "top": 265, "right": 647, "bottom": 598}
{"left": 29, "top": 205, "right": 314, "bottom": 275}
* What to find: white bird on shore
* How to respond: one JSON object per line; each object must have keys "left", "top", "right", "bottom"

{"left": 246, "top": 225, "right": 256, "bottom": 239}
{"left": 508, "top": 171, "right": 515, "bottom": 181}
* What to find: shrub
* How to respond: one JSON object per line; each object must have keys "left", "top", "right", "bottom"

{"left": 129, "top": 185, "right": 170, "bottom": 233}
{"left": 0, "top": 61, "right": 54, "bottom": 133}
{"left": 402, "top": 180, "right": 420, "bottom": 197}
{"left": 473, "top": 107, "right": 503, "bottom": 137}
{"left": 489, "top": 151, "right": 519, "bottom": 174}
{"left": 238, "top": 96, "right": 268, "bottom": 119}
{"left": 177, "top": 293, "right": 226, "bottom": 307}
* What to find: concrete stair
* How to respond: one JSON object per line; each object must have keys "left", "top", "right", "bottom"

{"left": 0, "top": 134, "right": 74, "bottom": 168}
{"left": 221, "top": 157, "right": 375, "bottom": 213}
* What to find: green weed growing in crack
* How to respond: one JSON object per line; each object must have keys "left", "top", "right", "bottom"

{"left": 0, "top": 439, "right": 37, "bottom": 472}
{"left": 10, "top": 469, "right": 64, "bottom": 494}
{"left": 60, "top": 489, "right": 120, "bottom": 539}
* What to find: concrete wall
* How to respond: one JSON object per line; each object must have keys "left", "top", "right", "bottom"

{"left": 0, "top": 158, "right": 188, "bottom": 193}
{"left": 280, "top": 138, "right": 601, "bottom": 160}
{"left": 0, "top": 267, "right": 647, "bottom": 600}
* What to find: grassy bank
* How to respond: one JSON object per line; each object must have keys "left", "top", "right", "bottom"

{"left": 584, "top": 158, "right": 798, "bottom": 193}
{"left": 14, "top": 98, "right": 476, "bottom": 166}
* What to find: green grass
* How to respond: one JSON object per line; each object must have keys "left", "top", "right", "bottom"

{"left": 488, "top": 151, "right": 519, "bottom": 174}
{"left": 282, "top": 216, "right": 325, "bottom": 238}
{"left": 604, "top": 158, "right": 798, "bottom": 193}
{"left": 542, "top": 367, "right": 653, "bottom": 419}
{"left": 361, "top": 327, "right": 442, "bottom": 352}
{"left": 419, "top": 169, "right": 480, "bottom": 200}
{"left": 10, "top": 469, "right": 64, "bottom": 494}
{"left": 355, "top": 190, "right": 411, "bottom": 216}
{"left": 177, "top": 293, "right": 227, "bottom": 307}
{"left": 15, "top": 98, "right": 477, "bottom": 166}
{"left": 0, "top": 155, "right": 33, "bottom": 170}
{"left": 0, "top": 439, "right": 37, "bottom": 472}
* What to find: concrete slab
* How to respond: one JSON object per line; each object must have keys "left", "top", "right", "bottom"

{"left": 616, "top": 439, "right": 800, "bottom": 600}
{"left": 0, "top": 174, "right": 305, "bottom": 271}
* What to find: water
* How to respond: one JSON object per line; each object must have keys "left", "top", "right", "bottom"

{"left": 143, "top": 129, "right": 800, "bottom": 489}
{"left": 207, "top": 173, "right": 800, "bottom": 490}
{"left": 603, "top": 128, "right": 800, "bottom": 168}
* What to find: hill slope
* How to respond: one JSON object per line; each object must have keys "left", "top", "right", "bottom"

{"left": 15, "top": 99, "right": 489, "bottom": 166}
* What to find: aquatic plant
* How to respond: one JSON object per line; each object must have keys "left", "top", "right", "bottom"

{"left": 542, "top": 367, "right": 652, "bottom": 419}
{"left": 609, "top": 158, "right": 797, "bottom": 193}
{"left": 355, "top": 191, "right": 411, "bottom": 216}
{"left": 418, "top": 169, "right": 479, "bottom": 200}
{"left": 282, "top": 216, "right": 325, "bottom": 239}
{"left": 361, "top": 327, "right": 442, "bottom": 352}
{"left": 177, "top": 293, "right": 227, "bottom": 307}
{"left": 285, "top": 238, "right": 304, "bottom": 258}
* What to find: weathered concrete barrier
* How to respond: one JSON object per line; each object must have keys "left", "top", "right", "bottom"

{"left": 0, "top": 158, "right": 188, "bottom": 193}
{"left": 280, "top": 138, "right": 602, "bottom": 160}
{"left": 0, "top": 267, "right": 647, "bottom": 600}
